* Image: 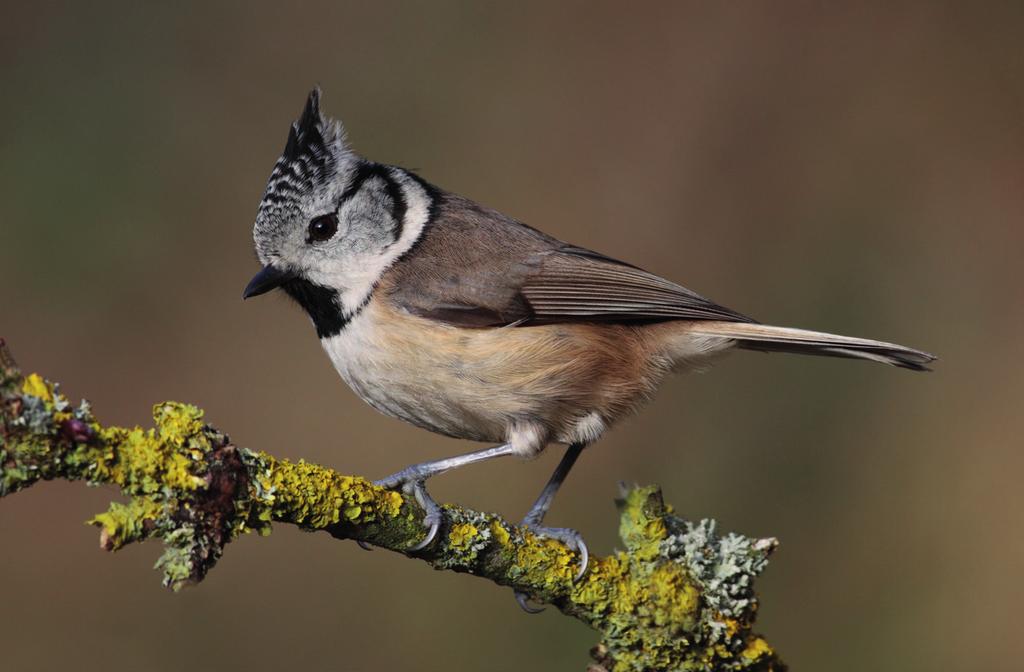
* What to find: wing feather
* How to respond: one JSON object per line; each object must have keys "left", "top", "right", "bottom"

{"left": 518, "top": 247, "right": 755, "bottom": 324}
{"left": 381, "top": 192, "right": 753, "bottom": 327}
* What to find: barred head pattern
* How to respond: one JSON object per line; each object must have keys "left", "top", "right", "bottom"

{"left": 258, "top": 88, "right": 348, "bottom": 217}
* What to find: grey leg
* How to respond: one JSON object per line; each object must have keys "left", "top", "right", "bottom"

{"left": 367, "top": 443, "right": 518, "bottom": 552}
{"left": 515, "top": 442, "right": 589, "bottom": 613}
{"left": 522, "top": 442, "right": 586, "bottom": 529}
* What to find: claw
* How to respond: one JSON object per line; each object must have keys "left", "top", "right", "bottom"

{"left": 574, "top": 537, "right": 589, "bottom": 582}
{"left": 514, "top": 591, "right": 545, "bottom": 614}
{"left": 408, "top": 508, "right": 441, "bottom": 551}
{"left": 524, "top": 524, "right": 589, "bottom": 581}
{"left": 373, "top": 474, "right": 444, "bottom": 553}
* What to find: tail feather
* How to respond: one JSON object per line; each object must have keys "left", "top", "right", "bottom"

{"left": 690, "top": 322, "right": 937, "bottom": 372}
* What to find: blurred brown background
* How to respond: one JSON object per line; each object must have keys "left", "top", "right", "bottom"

{"left": 1, "top": 2, "right": 1021, "bottom": 670}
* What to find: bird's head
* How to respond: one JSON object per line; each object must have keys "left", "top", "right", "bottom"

{"left": 245, "top": 89, "right": 427, "bottom": 337}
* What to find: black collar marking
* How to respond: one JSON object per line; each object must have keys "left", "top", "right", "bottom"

{"left": 282, "top": 278, "right": 349, "bottom": 339}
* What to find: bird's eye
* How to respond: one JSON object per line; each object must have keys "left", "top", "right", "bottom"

{"left": 307, "top": 213, "right": 338, "bottom": 244}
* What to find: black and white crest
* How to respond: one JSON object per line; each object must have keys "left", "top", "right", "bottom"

{"left": 259, "top": 88, "right": 348, "bottom": 214}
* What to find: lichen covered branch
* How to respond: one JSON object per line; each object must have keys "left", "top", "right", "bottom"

{"left": 0, "top": 340, "right": 784, "bottom": 671}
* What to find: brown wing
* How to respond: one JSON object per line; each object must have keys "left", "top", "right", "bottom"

{"left": 519, "top": 246, "right": 754, "bottom": 324}
{"left": 380, "top": 191, "right": 755, "bottom": 327}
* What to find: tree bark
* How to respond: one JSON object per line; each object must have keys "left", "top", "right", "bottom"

{"left": 0, "top": 339, "right": 784, "bottom": 671}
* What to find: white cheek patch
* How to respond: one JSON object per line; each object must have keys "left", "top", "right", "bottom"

{"left": 312, "top": 169, "right": 432, "bottom": 317}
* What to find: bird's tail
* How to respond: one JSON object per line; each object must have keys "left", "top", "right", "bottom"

{"left": 689, "top": 321, "right": 936, "bottom": 371}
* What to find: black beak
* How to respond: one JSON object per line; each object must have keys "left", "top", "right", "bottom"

{"left": 243, "top": 265, "right": 296, "bottom": 299}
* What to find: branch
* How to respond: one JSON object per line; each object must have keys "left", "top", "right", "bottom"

{"left": 0, "top": 339, "right": 784, "bottom": 671}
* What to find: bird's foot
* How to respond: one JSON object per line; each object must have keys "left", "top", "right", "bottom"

{"left": 512, "top": 522, "right": 590, "bottom": 613}
{"left": 366, "top": 467, "right": 444, "bottom": 552}
{"left": 523, "top": 523, "right": 589, "bottom": 581}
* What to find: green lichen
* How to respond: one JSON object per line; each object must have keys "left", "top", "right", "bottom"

{"left": 0, "top": 362, "right": 784, "bottom": 670}
{"left": 155, "top": 524, "right": 204, "bottom": 588}
{"left": 619, "top": 484, "right": 670, "bottom": 561}
{"left": 91, "top": 497, "right": 165, "bottom": 550}
{"left": 250, "top": 456, "right": 417, "bottom": 551}
{"left": 509, "top": 530, "right": 578, "bottom": 592}
{"left": 564, "top": 536, "right": 700, "bottom": 668}
{"left": 153, "top": 401, "right": 206, "bottom": 448}
{"left": 2, "top": 374, "right": 96, "bottom": 494}
{"left": 2, "top": 375, "right": 265, "bottom": 589}
{"left": 431, "top": 508, "right": 498, "bottom": 570}
{"left": 556, "top": 485, "right": 780, "bottom": 671}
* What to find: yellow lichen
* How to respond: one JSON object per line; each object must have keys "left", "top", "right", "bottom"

{"left": 618, "top": 486, "right": 669, "bottom": 561}
{"left": 490, "top": 520, "right": 511, "bottom": 546}
{"left": 646, "top": 563, "right": 700, "bottom": 630}
{"left": 105, "top": 426, "right": 205, "bottom": 494}
{"left": 513, "top": 532, "right": 578, "bottom": 590}
{"left": 2, "top": 365, "right": 783, "bottom": 670}
{"left": 19, "top": 374, "right": 72, "bottom": 426}
{"left": 572, "top": 554, "right": 629, "bottom": 613}
{"left": 262, "top": 459, "right": 406, "bottom": 532}
{"left": 153, "top": 402, "right": 206, "bottom": 449}
{"left": 20, "top": 373, "right": 52, "bottom": 403}
{"left": 448, "top": 522, "right": 479, "bottom": 551}
{"left": 90, "top": 497, "right": 164, "bottom": 550}
{"left": 741, "top": 636, "right": 772, "bottom": 661}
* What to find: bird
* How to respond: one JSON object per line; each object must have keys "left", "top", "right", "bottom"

{"left": 243, "top": 89, "right": 935, "bottom": 602}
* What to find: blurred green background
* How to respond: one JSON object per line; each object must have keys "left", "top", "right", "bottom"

{"left": 1, "top": 2, "right": 1021, "bottom": 670}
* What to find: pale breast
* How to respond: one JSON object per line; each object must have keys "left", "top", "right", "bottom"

{"left": 319, "top": 297, "right": 680, "bottom": 447}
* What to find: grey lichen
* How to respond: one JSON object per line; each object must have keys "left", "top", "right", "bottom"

{"left": 18, "top": 393, "right": 55, "bottom": 434}
{"left": 0, "top": 341, "right": 785, "bottom": 671}
{"left": 434, "top": 506, "right": 495, "bottom": 570}
{"left": 662, "top": 517, "right": 778, "bottom": 650}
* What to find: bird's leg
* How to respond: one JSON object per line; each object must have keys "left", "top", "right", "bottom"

{"left": 366, "top": 443, "right": 518, "bottom": 552}
{"left": 514, "top": 442, "right": 588, "bottom": 613}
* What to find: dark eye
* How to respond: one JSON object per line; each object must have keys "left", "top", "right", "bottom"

{"left": 307, "top": 213, "right": 338, "bottom": 243}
